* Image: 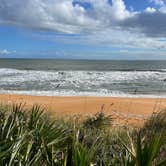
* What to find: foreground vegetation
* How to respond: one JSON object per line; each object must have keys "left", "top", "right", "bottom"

{"left": 0, "top": 104, "right": 165, "bottom": 166}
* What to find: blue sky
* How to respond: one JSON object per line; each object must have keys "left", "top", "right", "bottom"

{"left": 0, "top": 0, "right": 166, "bottom": 59}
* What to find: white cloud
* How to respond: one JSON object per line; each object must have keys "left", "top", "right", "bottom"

{"left": 149, "top": 0, "right": 164, "bottom": 6}
{"left": 159, "top": 6, "right": 166, "bottom": 13}
{"left": 0, "top": 49, "right": 15, "bottom": 55}
{"left": 109, "top": 0, "right": 132, "bottom": 20}
{"left": 145, "top": 7, "right": 156, "bottom": 13}
{"left": 83, "top": 29, "right": 166, "bottom": 49}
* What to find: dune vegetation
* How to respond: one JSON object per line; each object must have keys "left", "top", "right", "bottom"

{"left": 0, "top": 104, "right": 165, "bottom": 166}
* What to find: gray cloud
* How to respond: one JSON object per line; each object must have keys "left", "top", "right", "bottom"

{"left": 121, "top": 11, "right": 166, "bottom": 38}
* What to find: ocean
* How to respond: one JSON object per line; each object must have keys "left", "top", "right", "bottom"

{"left": 0, "top": 58, "right": 166, "bottom": 98}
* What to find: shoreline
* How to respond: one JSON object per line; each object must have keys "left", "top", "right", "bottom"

{"left": 1, "top": 94, "right": 166, "bottom": 127}
{"left": 1, "top": 91, "right": 166, "bottom": 99}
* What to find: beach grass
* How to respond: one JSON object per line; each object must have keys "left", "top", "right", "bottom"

{"left": 0, "top": 104, "right": 165, "bottom": 166}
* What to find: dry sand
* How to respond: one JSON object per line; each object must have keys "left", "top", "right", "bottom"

{"left": 0, "top": 94, "right": 166, "bottom": 127}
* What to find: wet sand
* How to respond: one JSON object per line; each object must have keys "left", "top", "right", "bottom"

{"left": 0, "top": 94, "right": 166, "bottom": 127}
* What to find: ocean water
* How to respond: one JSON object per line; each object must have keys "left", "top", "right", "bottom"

{"left": 0, "top": 59, "right": 166, "bottom": 97}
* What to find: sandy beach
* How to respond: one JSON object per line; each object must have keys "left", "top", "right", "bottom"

{"left": 0, "top": 94, "right": 166, "bottom": 127}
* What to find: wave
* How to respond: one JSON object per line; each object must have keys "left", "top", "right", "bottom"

{"left": 0, "top": 68, "right": 165, "bottom": 81}
{"left": 0, "top": 68, "right": 166, "bottom": 97}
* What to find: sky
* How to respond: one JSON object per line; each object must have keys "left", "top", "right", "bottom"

{"left": 0, "top": 0, "right": 166, "bottom": 60}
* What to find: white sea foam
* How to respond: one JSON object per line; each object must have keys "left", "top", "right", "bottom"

{"left": 0, "top": 68, "right": 166, "bottom": 97}
{"left": 0, "top": 68, "right": 165, "bottom": 83}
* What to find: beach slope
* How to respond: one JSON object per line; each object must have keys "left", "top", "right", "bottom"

{"left": 0, "top": 94, "right": 166, "bottom": 126}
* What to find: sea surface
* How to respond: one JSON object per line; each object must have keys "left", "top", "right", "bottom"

{"left": 0, "top": 59, "right": 166, "bottom": 98}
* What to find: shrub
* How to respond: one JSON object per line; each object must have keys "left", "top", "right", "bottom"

{"left": 0, "top": 104, "right": 165, "bottom": 165}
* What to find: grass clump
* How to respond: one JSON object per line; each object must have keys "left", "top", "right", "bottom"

{"left": 142, "top": 109, "right": 166, "bottom": 134}
{"left": 0, "top": 104, "right": 165, "bottom": 166}
{"left": 83, "top": 111, "right": 113, "bottom": 130}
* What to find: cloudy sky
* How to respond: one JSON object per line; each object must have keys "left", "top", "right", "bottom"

{"left": 0, "top": 0, "right": 166, "bottom": 59}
